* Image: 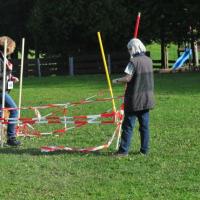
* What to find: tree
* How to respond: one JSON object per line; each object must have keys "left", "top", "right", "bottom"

{"left": 0, "top": 0, "right": 35, "bottom": 58}
{"left": 133, "top": 0, "right": 200, "bottom": 67}
{"left": 1, "top": 0, "right": 200, "bottom": 65}
{"left": 27, "top": 0, "right": 138, "bottom": 58}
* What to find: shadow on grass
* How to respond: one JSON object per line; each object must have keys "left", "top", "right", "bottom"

{"left": 0, "top": 146, "right": 141, "bottom": 157}
{"left": 0, "top": 146, "right": 103, "bottom": 156}
{"left": 0, "top": 147, "right": 42, "bottom": 156}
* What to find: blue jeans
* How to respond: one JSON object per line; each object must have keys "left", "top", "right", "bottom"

{"left": 0, "top": 92, "right": 18, "bottom": 138}
{"left": 119, "top": 109, "right": 150, "bottom": 154}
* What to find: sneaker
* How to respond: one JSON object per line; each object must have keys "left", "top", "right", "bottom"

{"left": 7, "top": 137, "right": 21, "bottom": 147}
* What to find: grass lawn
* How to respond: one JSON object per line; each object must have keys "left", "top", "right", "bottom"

{"left": 146, "top": 43, "right": 178, "bottom": 61}
{"left": 0, "top": 73, "right": 199, "bottom": 200}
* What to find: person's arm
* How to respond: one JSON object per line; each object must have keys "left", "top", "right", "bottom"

{"left": 11, "top": 76, "right": 19, "bottom": 83}
{"left": 112, "top": 62, "right": 135, "bottom": 84}
{"left": 112, "top": 74, "right": 132, "bottom": 84}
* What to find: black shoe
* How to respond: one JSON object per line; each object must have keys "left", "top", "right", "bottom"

{"left": 7, "top": 137, "right": 21, "bottom": 147}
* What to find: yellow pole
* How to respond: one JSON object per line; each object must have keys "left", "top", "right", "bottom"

{"left": 97, "top": 32, "right": 116, "bottom": 112}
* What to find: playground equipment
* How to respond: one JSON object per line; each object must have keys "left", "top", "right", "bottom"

{"left": 172, "top": 48, "right": 192, "bottom": 70}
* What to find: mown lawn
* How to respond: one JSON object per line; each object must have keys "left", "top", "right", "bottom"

{"left": 146, "top": 43, "right": 177, "bottom": 61}
{"left": 0, "top": 73, "right": 199, "bottom": 200}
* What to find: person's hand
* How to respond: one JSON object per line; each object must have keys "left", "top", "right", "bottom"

{"left": 112, "top": 79, "right": 119, "bottom": 84}
{"left": 12, "top": 76, "right": 19, "bottom": 83}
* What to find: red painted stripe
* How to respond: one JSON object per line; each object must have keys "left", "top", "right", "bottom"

{"left": 101, "top": 120, "right": 115, "bottom": 124}
{"left": 101, "top": 112, "right": 115, "bottom": 118}
{"left": 73, "top": 115, "right": 87, "bottom": 119}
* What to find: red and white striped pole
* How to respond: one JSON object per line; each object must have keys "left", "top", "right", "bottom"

{"left": 133, "top": 12, "right": 141, "bottom": 38}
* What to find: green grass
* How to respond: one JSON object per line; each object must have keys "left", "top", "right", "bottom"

{"left": 0, "top": 74, "right": 200, "bottom": 200}
{"left": 146, "top": 43, "right": 177, "bottom": 61}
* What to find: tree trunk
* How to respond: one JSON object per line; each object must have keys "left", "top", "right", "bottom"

{"left": 161, "top": 37, "right": 168, "bottom": 69}
{"left": 160, "top": 15, "right": 168, "bottom": 69}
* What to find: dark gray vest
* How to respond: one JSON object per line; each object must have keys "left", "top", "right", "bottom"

{"left": 124, "top": 55, "right": 155, "bottom": 112}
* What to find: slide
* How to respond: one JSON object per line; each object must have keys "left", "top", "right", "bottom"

{"left": 172, "top": 48, "right": 192, "bottom": 70}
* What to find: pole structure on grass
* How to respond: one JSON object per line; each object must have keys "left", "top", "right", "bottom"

{"left": 18, "top": 38, "right": 25, "bottom": 119}
{"left": 97, "top": 32, "right": 116, "bottom": 113}
{"left": 116, "top": 12, "right": 142, "bottom": 150}
{"left": 0, "top": 39, "right": 7, "bottom": 147}
{"left": 133, "top": 12, "right": 141, "bottom": 38}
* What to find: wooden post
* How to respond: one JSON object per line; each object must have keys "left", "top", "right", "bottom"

{"left": 18, "top": 38, "right": 25, "bottom": 119}
{"left": 37, "top": 58, "right": 41, "bottom": 77}
{"left": 69, "top": 56, "right": 74, "bottom": 76}
{"left": 164, "top": 46, "right": 168, "bottom": 69}
{"left": 107, "top": 54, "right": 111, "bottom": 74}
{"left": 194, "top": 41, "right": 199, "bottom": 67}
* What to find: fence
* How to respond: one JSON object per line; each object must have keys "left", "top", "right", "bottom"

{"left": 12, "top": 52, "right": 176, "bottom": 77}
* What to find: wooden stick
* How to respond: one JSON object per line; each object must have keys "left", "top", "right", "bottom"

{"left": 97, "top": 32, "right": 116, "bottom": 112}
{"left": 18, "top": 38, "right": 25, "bottom": 119}
{"left": 134, "top": 12, "right": 141, "bottom": 38}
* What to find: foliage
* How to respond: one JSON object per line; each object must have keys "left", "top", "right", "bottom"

{"left": 27, "top": 0, "right": 133, "bottom": 56}
{"left": 0, "top": 0, "right": 35, "bottom": 56}
{"left": 138, "top": 0, "right": 200, "bottom": 43}
{"left": 0, "top": 0, "right": 200, "bottom": 58}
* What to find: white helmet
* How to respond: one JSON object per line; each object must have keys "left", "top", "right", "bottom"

{"left": 127, "top": 38, "right": 146, "bottom": 56}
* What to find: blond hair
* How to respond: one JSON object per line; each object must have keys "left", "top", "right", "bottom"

{"left": 0, "top": 36, "right": 16, "bottom": 55}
